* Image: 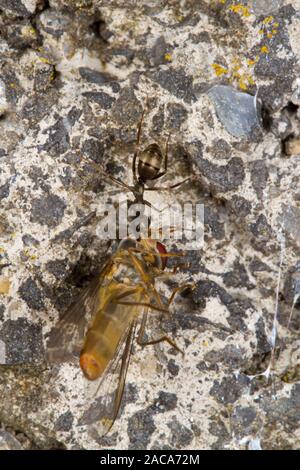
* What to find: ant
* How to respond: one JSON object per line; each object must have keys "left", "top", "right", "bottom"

{"left": 100, "top": 106, "right": 191, "bottom": 210}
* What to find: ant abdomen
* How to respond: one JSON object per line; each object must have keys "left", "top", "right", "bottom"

{"left": 138, "top": 143, "right": 163, "bottom": 182}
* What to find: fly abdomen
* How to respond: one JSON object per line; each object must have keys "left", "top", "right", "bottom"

{"left": 80, "top": 309, "right": 127, "bottom": 381}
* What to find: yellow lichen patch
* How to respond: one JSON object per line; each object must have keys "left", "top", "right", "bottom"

{"left": 260, "top": 45, "right": 269, "bottom": 53}
{"left": 212, "top": 63, "right": 229, "bottom": 77}
{"left": 164, "top": 53, "right": 172, "bottom": 62}
{"left": 22, "top": 25, "right": 37, "bottom": 38}
{"left": 262, "top": 16, "right": 274, "bottom": 25}
{"left": 247, "top": 57, "right": 258, "bottom": 66}
{"left": 0, "top": 277, "right": 10, "bottom": 295}
{"left": 22, "top": 249, "right": 37, "bottom": 261}
{"left": 259, "top": 15, "right": 279, "bottom": 40}
{"left": 238, "top": 79, "right": 248, "bottom": 90}
{"left": 38, "top": 56, "right": 52, "bottom": 65}
{"left": 228, "top": 4, "right": 251, "bottom": 17}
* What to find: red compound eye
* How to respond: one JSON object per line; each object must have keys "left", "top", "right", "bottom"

{"left": 156, "top": 241, "right": 167, "bottom": 270}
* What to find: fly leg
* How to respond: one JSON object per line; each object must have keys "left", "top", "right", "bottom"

{"left": 166, "top": 284, "right": 196, "bottom": 307}
{"left": 126, "top": 249, "right": 165, "bottom": 310}
{"left": 137, "top": 311, "right": 183, "bottom": 355}
{"left": 113, "top": 300, "right": 169, "bottom": 314}
{"left": 111, "top": 284, "right": 168, "bottom": 314}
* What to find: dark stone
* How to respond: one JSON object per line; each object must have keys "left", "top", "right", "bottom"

{"left": 197, "top": 360, "right": 219, "bottom": 372}
{"left": 152, "top": 67, "right": 196, "bottom": 104}
{"left": 0, "top": 0, "right": 31, "bottom": 17}
{"left": 192, "top": 280, "right": 252, "bottom": 331}
{"left": 249, "top": 258, "right": 271, "bottom": 274}
{"left": 0, "top": 180, "right": 10, "bottom": 200}
{"left": 190, "top": 140, "right": 245, "bottom": 192}
{"left": 258, "top": 83, "right": 286, "bottom": 113}
{"left": 256, "top": 56, "right": 294, "bottom": 83}
{"left": 204, "top": 344, "right": 247, "bottom": 369}
{"left": 167, "top": 358, "right": 179, "bottom": 377}
{"left": 154, "top": 391, "right": 177, "bottom": 412}
{"left": 0, "top": 148, "right": 7, "bottom": 157}
{"left": 34, "top": 62, "right": 56, "bottom": 91}
{"left": 42, "top": 118, "right": 70, "bottom": 156}
{"left": 18, "top": 278, "right": 45, "bottom": 311}
{"left": 55, "top": 411, "right": 74, "bottom": 432}
{"left": 21, "top": 90, "right": 59, "bottom": 124}
{"left": 250, "top": 214, "right": 274, "bottom": 253}
{"left": 123, "top": 383, "right": 138, "bottom": 407}
{"left": 111, "top": 87, "right": 142, "bottom": 127}
{"left": 82, "top": 92, "right": 115, "bottom": 109}
{"left": 27, "top": 166, "right": 50, "bottom": 192}
{"left": 204, "top": 206, "right": 225, "bottom": 240}
{"left": 232, "top": 406, "right": 256, "bottom": 429}
{"left": 149, "top": 36, "right": 170, "bottom": 66}
{"left": 223, "top": 261, "right": 254, "bottom": 290}
{"left": 230, "top": 195, "right": 252, "bottom": 217}
{"left": 1, "top": 67, "right": 23, "bottom": 104}
{"left": 250, "top": 160, "right": 269, "bottom": 199}
{"left": 209, "top": 374, "right": 250, "bottom": 405}
{"left": 67, "top": 106, "right": 82, "bottom": 126}
{"left": 38, "top": 9, "right": 72, "bottom": 38}
{"left": 189, "top": 31, "right": 211, "bottom": 44}
{"left": 79, "top": 67, "right": 115, "bottom": 86}
{"left": 262, "top": 383, "right": 300, "bottom": 432}
{"left": 255, "top": 317, "right": 270, "bottom": 355}
{"left": 210, "top": 138, "right": 231, "bottom": 159}
{"left": 59, "top": 166, "right": 78, "bottom": 188}
{"left": 2, "top": 19, "right": 40, "bottom": 50}
{"left": 168, "top": 417, "right": 193, "bottom": 448}
{"left": 30, "top": 194, "right": 66, "bottom": 227}
{"left": 109, "top": 48, "right": 135, "bottom": 64}
{"left": 0, "top": 304, "right": 4, "bottom": 322}
{"left": 166, "top": 102, "right": 188, "bottom": 130}
{"left": 0, "top": 318, "right": 44, "bottom": 364}
{"left": 283, "top": 264, "right": 300, "bottom": 307}
{"left": 208, "top": 419, "right": 230, "bottom": 448}
{"left": 82, "top": 138, "right": 105, "bottom": 164}
{"left": 127, "top": 409, "right": 156, "bottom": 450}
{"left": 46, "top": 259, "right": 68, "bottom": 281}
{"left": 22, "top": 234, "right": 39, "bottom": 247}
{"left": 271, "top": 115, "right": 292, "bottom": 140}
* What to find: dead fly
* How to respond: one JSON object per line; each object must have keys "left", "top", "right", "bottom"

{"left": 47, "top": 237, "right": 190, "bottom": 435}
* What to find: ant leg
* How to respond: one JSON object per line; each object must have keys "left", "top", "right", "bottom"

{"left": 144, "top": 199, "right": 167, "bottom": 214}
{"left": 102, "top": 172, "right": 133, "bottom": 192}
{"left": 145, "top": 176, "right": 191, "bottom": 191}
{"left": 82, "top": 157, "right": 133, "bottom": 192}
{"left": 132, "top": 105, "right": 147, "bottom": 182}
{"left": 137, "top": 311, "right": 183, "bottom": 354}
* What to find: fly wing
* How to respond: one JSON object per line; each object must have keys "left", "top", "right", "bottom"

{"left": 47, "top": 260, "right": 112, "bottom": 363}
{"left": 78, "top": 317, "right": 138, "bottom": 437}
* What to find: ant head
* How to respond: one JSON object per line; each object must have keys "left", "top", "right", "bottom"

{"left": 137, "top": 143, "right": 163, "bottom": 182}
